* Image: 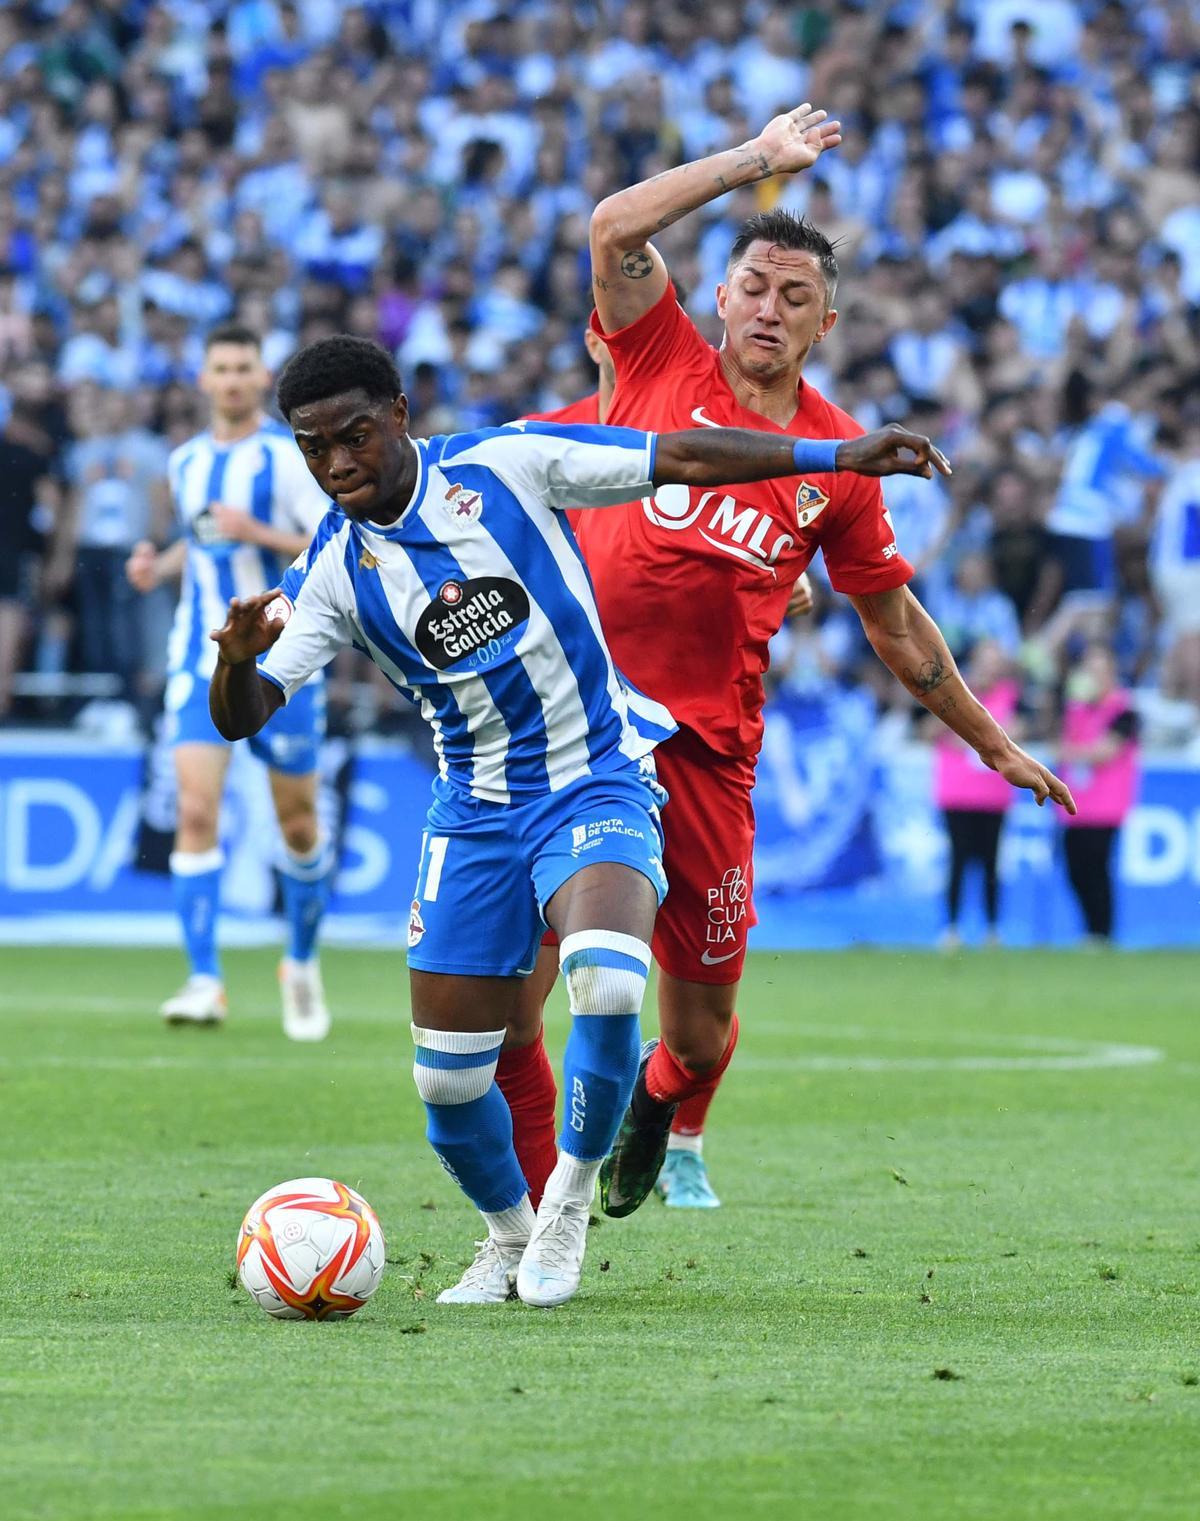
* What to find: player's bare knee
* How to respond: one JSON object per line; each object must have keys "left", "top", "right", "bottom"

{"left": 175, "top": 791, "right": 219, "bottom": 850}
{"left": 279, "top": 810, "right": 318, "bottom": 855}
{"left": 663, "top": 1007, "right": 734, "bottom": 1072}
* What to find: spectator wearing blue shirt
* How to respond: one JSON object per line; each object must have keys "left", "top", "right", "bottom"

{"left": 62, "top": 385, "right": 168, "bottom": 697}
{"left": 1046, "top": 390, "right": 1167, "bottom": 612}
{"left": 1151, "top": 424, "right": 1200, "bottom": 710}
{"left": 929, "top": 552, "right": 1023, "bottom": 661}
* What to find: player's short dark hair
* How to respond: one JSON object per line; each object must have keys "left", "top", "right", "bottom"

{"left": 727, "top": 210, "right": 840, "bottom": 306}
{"left": 276, "top": 335, "right": 403, "bottom": 418}
{"left": 205, "top": 322, "right": 261, "bottom": 351}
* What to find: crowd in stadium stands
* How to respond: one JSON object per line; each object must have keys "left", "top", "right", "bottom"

{"left": 0, "top": 0, "right": 1198, "bottom": 757}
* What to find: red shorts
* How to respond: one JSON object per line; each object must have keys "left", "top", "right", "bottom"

{"left": 540, "top": 730, "right": 756, "bottom": 983}
{"left": 652, "top": 727, "right": 757, "bottom": 985}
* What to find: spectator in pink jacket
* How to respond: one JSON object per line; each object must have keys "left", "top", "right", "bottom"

{"left": 1058, "top": 644, "right": 1141, "bottom": 944}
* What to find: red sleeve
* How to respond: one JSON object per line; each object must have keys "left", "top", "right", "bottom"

{"left": 524, "top": 394, "right": 600, "bottom": 425}
{"left": 590, "top": 281, "right": 711, "bottom": 387}
{"left": 818, "top": 476, "right": 914, "bottom": 596}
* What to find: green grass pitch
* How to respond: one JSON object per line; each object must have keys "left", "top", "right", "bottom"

{"left": 3, "top": 945, "right": 1199, "bottom": 1521}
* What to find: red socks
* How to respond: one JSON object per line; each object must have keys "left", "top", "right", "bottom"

{"left": 673, "top": 1087, "right": 717, "bottom": 1137}
{"left": 646, "top": 1015, "right": 740, "bottom": 1118}
{"left": 497, "top": 1019, "right": 740, "bottom": 1201}
{"left": 494, "top": 1031, "right": 558, "bottom": 1209}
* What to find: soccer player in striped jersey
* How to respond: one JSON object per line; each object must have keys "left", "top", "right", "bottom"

{"left": 209, "top": 334, "right": 950, "bottom": 1307}
{"left": 125, "top": 325, "right": 335, "bottom": 1039}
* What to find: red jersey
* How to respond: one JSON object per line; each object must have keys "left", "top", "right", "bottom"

{"left": 525, "top": 393, "right": 601, "bottom": 425}
{"left": 576, "top": 283, "right": 913, "bottom": 759}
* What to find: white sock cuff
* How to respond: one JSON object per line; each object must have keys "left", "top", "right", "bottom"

{"left": 412, "top": 1025, "right": 505, "bottom": 1104}
{"left": 170, "top": 848, "right": 224, "bottom": 876}
{"left": 559, "top": 930, "right": 651, "bottom": 971}
{"left": 280, "top": 836, "right": 332, "bottom": 880}
{"left": 410, "top": 1024, "right": 506, "bottom": 1054}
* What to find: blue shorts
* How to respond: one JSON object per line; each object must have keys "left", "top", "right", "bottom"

{"left": 1046, "top": 532, "right": 1116, "bottom": 599}
{"left": 406, "top": 769, "right": 668, "bottom": 978}
{"left": 164, "top": 668, "right": 325, "bottom": 776}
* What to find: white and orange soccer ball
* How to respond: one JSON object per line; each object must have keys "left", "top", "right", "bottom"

{"left": 236, "top": 1177, "right": 386, "bottom": 1321}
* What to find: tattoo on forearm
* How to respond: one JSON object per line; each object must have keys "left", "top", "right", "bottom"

{"left": 733, "top": 152, "right": 771, "bottom": 180}
{"left": 715, "top": 173, "right": 730, "bottom": 192}
{"left": 655, "top": 208, "right": 688, "bottom": 230}
{"left": 902, "top": 655, "right": 949, "bottom": 695}
{"left": 936, "top": 693, "right": 957, "bottom": 718}
{"left": 592, "top": 274, "right": 610, "bottom": 291}
{"left": 620, "top": 250, "right": 653, "bottom": 279}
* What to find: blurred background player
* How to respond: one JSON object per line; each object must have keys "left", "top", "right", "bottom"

{"left": 125, "top": 324, "right": 335, "bottom": 1038}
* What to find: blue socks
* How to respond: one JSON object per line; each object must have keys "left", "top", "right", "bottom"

{"left": 171, "top": 835, "right": 332, "bottom": 980}
{"left": 170, "top": 848, "right": 223, "bottom": 979}
{"left": 557, "top": 931, "right": 651, "bottom": 1163}
{"left": 558, "top": 1014, "right": 641, "bottom": 1162}
{"left": 411, "top": 1026, "right": 528, "bottom": 1213}
{"left": 279, "top": 838, "right": 334, "bottom": 963}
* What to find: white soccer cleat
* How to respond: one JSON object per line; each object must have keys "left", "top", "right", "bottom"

{"left": 436, "top": 1237, "right": 525, "bottom": 1304}
{"left": 516, "top": 1195, "right": 591, "bottom": 1308}
{"left": 160, "top": 974, "right": 227, "bottom": 1027}
{"left": 279, "top": 958, "right": 331, "bottom": 1042}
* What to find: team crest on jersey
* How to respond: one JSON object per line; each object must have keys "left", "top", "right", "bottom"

{"left": 444, "top": 483, "right": 482, "bottom": 523}
{"left": 407, "top": 899, "right": 426, "bottom": 948}
{"left": 359, "top": 547, "right": 380, "bottom": 571}
{"left": 795, "top": 481, "right": 831, "bottom": 529}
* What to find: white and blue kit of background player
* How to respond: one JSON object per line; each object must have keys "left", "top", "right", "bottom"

{"left": 258, "top": 421, "right": 675, "bottom": 975}
{"left": 258, "top": 421, "right": 675, "bottom": 1251}
{"left": 165, "top": 420, "right": 331, "bottom": 773}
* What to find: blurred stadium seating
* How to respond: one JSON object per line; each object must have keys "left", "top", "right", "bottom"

{"left": 0, "top": 0, "right": 1197, "bottom": 944}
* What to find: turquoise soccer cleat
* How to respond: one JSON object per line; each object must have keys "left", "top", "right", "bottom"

{"left": 655, "top": 1149, "right": 721, "bottom": 1209}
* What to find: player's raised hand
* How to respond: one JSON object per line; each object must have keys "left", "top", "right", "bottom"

{"left": 210, "top": 590, "right": 290, "bottom": 666}
{"left": 209, "top": 503, "right": 263, "bottom": 543}
{"left": 753, "top": 104, "right": 843, "bottom": 177}
{"left": 989, "top": 744, "right": 1077, "bottom": 813}
{"left": 836, "top": 425, "right": 953, "bottom": 479}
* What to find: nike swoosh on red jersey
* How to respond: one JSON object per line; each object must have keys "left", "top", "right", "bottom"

{"left": 690, "top": 406, "right": 722, "bottom": 428}
{"left": 700, "top": 946, "right": 742, "bottom": 965}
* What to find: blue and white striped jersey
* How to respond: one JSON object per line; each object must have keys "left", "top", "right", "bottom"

{"left": 166, "top": 419, "right": 331, "bottom": 681}
{"left": 1047, "top": 403, "right": 1166, "bottom": 541}
{"left": 259, "top": 422, "right": 676, "bottom": 803}
{"left": 1152, "top": 460, "right": 1200, "bottom": 573}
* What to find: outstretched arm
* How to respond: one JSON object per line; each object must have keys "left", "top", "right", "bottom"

{"left": 209, "top": 591, "right": 288, "bottom": 740}
{"left": 850, "top": 586, "right": 1076, "bottom": 812}
{"left": 653, "top": 423, "right": 952, "bottom": 487}
{"left": 590, "top": 104, "right": 842, "bottom": 333}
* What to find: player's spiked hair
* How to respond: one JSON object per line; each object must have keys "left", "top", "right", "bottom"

{"left": 276, "top": 335, "right": 403, "bottom": 418}
{"left": 205, "top": 322, "right": 262, "bottom": 350}
{"left": 727, "top": 210, "right": 840, "bottom": 306}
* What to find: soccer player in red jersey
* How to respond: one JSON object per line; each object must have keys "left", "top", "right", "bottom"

{"left": 589, "top": 105, "right": 1072, "bottom": 1218}
{"left": 501, "top": 303, "right": 816, "bottom": 1211}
